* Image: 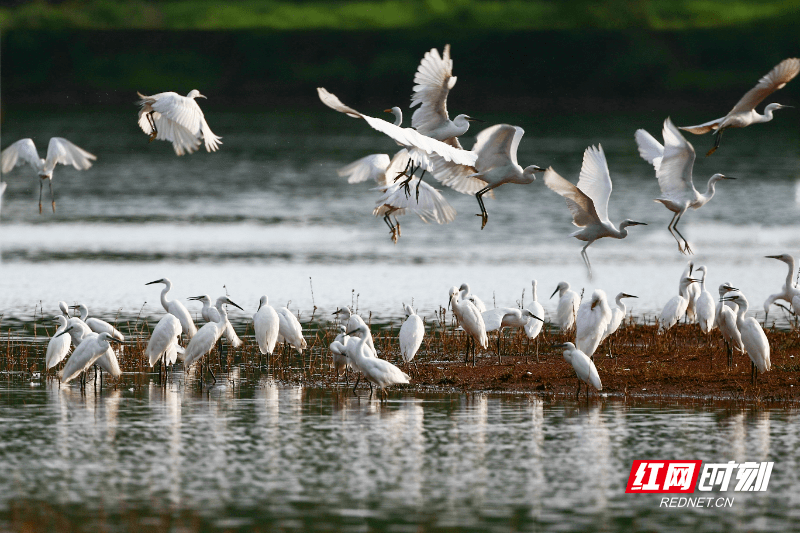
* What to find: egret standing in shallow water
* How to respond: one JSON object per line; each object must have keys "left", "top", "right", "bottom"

{"left": 720, "top": 292, "right": 771, "bottom": 384}
{"left": 146, "top": 278, "right": 197, "bottom": 339}
{"left": 253, "top": 296, "right": 280, "bottom": 358}
{"left": 276, "top": 306, "right": 307, "bottom": 354}
{"left": 137, "top": 90, "right": 222, "bottom": 156}
{"left": 56, "top": 329, "right": 122, "bottom": 385}
{"left": 188, "top": 295, "right": 243, "bottom": 347}
{"left": 70, "top": 303, "right": 124, "bottom": 340}
{"left": 679, "top": 58, "right": 799, "bottom": 155}
{"left": 635, "top": 118, "right": 734, "bottom": 255}
{"left": 575, "top": 289, "right": 612, "bottom": 359}
{"left": 544, "top": 145, "right": 646, "bottom": 278}
{"left": 146, "top": 313, "right": 183, "bottom": 368}
{"left": 399, "top": 304, "right": 424, "bottom": 368}
{"left": 344, "top": 323, "right": 410, "bottom": 400}
{"left": 557, "top": 342, "right": 602, "bottom": 401}
{"left": 183, "top": 298, "right": 240, "bottom": 383}
{"left": 450, "top": 286, "right": 488, "bottom": 366}
{"left": 329, "top": 326, "right": 352, "bottom": 381}
{"left": 550, "top": 282, "right": 580, "bottom": 332}
{"left": 1, "top": 137, "right": 96, "bottom": 213}
{"left": 716, "top": 283, "right": 743, "bottom": 369}
{"left": 46, "top": 316, "right": 72, "bottom": 370}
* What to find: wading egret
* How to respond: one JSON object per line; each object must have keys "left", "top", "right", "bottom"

{"left": 763, "top": 254, "right": 800, "bottom": 321}
{"left": 557, "top": 342, "right": 602, "bottom": 401}
{"left": 334, "top": 307, "right": 376, "bottom": 356}
{"left": 575, "top": 289, "right": 612, "bottom": 359}
{"left": 550, "top": 282, "right": 580, "bottom": 332}
{"left": 187, "top": 294, "right": 243, "bottom": 347}
{"left": 430, "top": 124, "right": 545, "bottom": 229}
{"left": 601, "top": 293, "right": 637, "bottom": 355}
{"left": 146, "top": 313, "right": 183, "bottom": 367}
{"left": 716, "top": 283, "right": 743, "bottom": 369}
{"left": 680, "top": 58, "right": 800, "bottom": 155}
{"left": 344, "top": 322, "right": 410, "bottom": 399}
{"left": 399, "top": 303, "right": 424, "bottom": 367}
{"left": 276, "top": 307, "right": 307, "bottom": 353}
{"left": 146, "top": 278, "right": 197, "bottom": 339}
{"left": 183, "top": 298, "right": 239, "bottom": 382}
{"left": 46, "top": 316, "right": 72, "bottom": 370}
{"left": 659, "top": 276, "right": 700, "bottom": 333}
{"left": 330, "top": 326, "right": 352, "bottom": 380}
{"left": 1, "top": 137, "right": 96, "bottom": 213}
{"left": 450, "top": 286, "right": 488, "bottom": 366}
{"left": 482, "top": 307, "right": 544, "bottom": 362}
{"left": 543, "top": 145, "right": 646, "bottom": 278}
{"left": 253, "top": 296, "right": 280, "bottom": 356}
{"left": 680, "top": 261, "right": 700, "bottom": 323}
{"left": 410, "top": 45, "right": 481, "bottom": 146}
{"left": 459, "top": 283, "right": 487, "bottom": 313}
{"left": 635, "top": 118, "right": 734, "bottom": 254}
{"left": 137, "top": 90, "right": 221, "bottom": 156}
{"left": 720, "top": 292, "right": 771, "bottom": 383}
{"left": 58, "top": 301, "right": 93, "bottom": 347}
{"left": 694, "top": 266, "right": 716, "bottom": 333}
{"left": 56, "top": 329, "right": 122, "bottom": 384}
{"left": 70, "top": 303, "right": 124, "bottom": 340}
{"left": 524, "top": 280, "right": 545, "bottom": 341}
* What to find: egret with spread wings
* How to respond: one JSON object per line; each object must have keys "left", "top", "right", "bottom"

{"left": 137, "top": 90, "right": 222, "bottom": 156}
{"left": 635, "top": 118, "right": 734, "bottom": 255}
{"left": 430, "top": 124, "right": 545, "bottom": 229}
{"left": 1, "top": 137, "right": 96, "bottom": 214}
{"left": 543, "top": 144, "right": 646, "bottom": 279}
{"left": 680, "top": 58, "right": 799, "bottom": 156}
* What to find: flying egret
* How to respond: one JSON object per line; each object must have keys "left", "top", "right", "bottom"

{"left": 344, "top": 322, "right": 410, "bottom": 400}
{"left": 58, "top": 301, "right": 93, "bottom": 347}
{"left": 459, "top": 283, "right": 487, "bottom": 313}
{"left": 575, "top": 289, "right": 612, "bottom": 359}
{"left": 187, "top": 294, "right": 244, "bottom": 347}
{"left": 430, "top": 124, "right": 545, "bottom": 229}
{"left": 659, "top": 276, "right": 700, "bottom": 333}
{"left": 635, "top": 118, "right": 734, "bottom": 255}
{"left": 410, "top": 45, "right": 481, "bottom": 147}
{"left": 253, "top": 296, "right": 280, "bottom": 357}
{"left": 399, "top": 304, "right": 425, "bottom": 367}
{"left": 550, "top": 282, "right": 580, "bottom": 332}
{"left": 679, "top": 58, "right": 800, "bottom": 155}
{"left": 46, "top": 316, "right": 72, "bottom": 370}
{"left": 720, "top": 292, "right": 771, "bottom": 384}
{"left": 56, "top": 329, "right": 122, "bottom": 384}
{"left": 601, "top": 293, "right": 637, "bottom": 356}
{"left": 146, "top": 278, "right": 197, "bottom": 339}
{"left": 450, "top": 286, "right": 488, "bottom": 366}
{"left": 276, "top": 307, "right": 307, "bottom": 353}
{"left": 763, "top": 254, "right": 800, "bottom": 322}
{"left": 330, "top": 326, "right": 353, "bottom": 381}
{"left": 524, "top": 280, "right": 546, "bottom": 360}
{"left": 543, "top": 145, "right": 646, "bottom": 278}
{"left": 69, "top": 303, "right": 124, "bottom": 341}
{"left": 680, "top": 261, "right": 701, "bottom": 323}
{"left": 183, "top": 298, "right": 239, "bottom": 383}
{"left": 716, "top": 283, "right": 743, "bottom": 369}
{"left": 146, "top": 313, "right": 183, "bottom": 367}
{"left": 137, "top": 90, "right": 221, "bottom": 156}
{"left": 694, "top": 266, "right": 716, "bottom": 334}
{"left": 1, "top": 137, "right": 96, "bottom": 213}
{"left": 557, "top": 342, "right": 602, "bottom": 401}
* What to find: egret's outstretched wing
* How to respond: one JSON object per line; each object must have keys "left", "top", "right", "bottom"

{"left": 44, "top": 138, "right": 96, "bottom": 173}
{"left": 729, "top": 57, "right": 800, "bottom": 115}
{"left": 317, "top": 88, "right": 477, "bottom": 167}
{"left": 543, "top": 167, "right": 600, "bottom": 227}
{"left": 411, "top": 45, "right": 456, "bottom": 135}
{"left": 429, "top": 155, "right": 487, "bottom": 195}
{"left": 657, "top": 118, "right": 695, "bottom": 201}
{"left": 576, "top": 145, "right": 612, "bottom": 224}
{"left": 634, "top": 129, "right": 664, "bottom": 170}
{"left": 1, "top": 139, "right": 41, "bottom": 173}
{"left": 138, "top": 91, "right": 220, "bottom": 155}
{"left": 679, "top": 117, "right": 723, "bottom": 135}
{"left": 372, "top": 177, "right": 456, "bottom": 224}
{"left": 337, "top": 154, "right": 391, "bottom": 185}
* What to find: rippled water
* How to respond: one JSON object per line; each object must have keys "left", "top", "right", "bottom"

{"left": 0, "top": 376, "right": 797, "bottom": 532}
{"left": 1, "top": 108, "right": 799, "bottom": 328}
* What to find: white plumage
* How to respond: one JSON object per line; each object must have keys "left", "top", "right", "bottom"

{"left": 693, "top": 266, "right": 716, "bottom": 333}
{"left": 58, "top": 331, "right": 121, "bottom": 384}
{"left": 71, "top": 303, "right": 124, "bottom": 341}
{"left": 459, "top": 283, "right": 487, "bottom": 313}
{"left": 344, "top": 323, "right": 410, "bottom": 398}
{"left": 58, "top": 301, "right": 93, "bottom": 347}
{"left": 137, "top": 90, "right": 221, "bottom": 156}
{"left": 146, "top": 313, "right": 183, "bottom": 367}
{"left": 146, "top": 278, "right": 197, "bottom": 339}
{"left": 716, "top": 283, "right": 744, "bottom": 368}
{"left": 602, "top": 293, "right": 636, "bottom": 344}
{"left": 763, "top": 254, "right": 800, "bottom": 320}
{"left": 524, "top": 280, "right": 545, "bottom": 341}
{"left": 450, "top": 285, "right": 488, "bottom": 366}
{"left": 46, "top": 316, "right": 72, "bottom": 370}
{"left": 660, "top": 276, "right": 698, "bottom": 333}
{"left": 722, "top": 292, "right": 771, "bottom": 383}
{"left": 183, "top": 305, "right": 230, "bottom": 369}
{"left": 575, "top": 289, "right": 612, "bottom": 358}
{"left": 558, "top": 342, "right": 602, "bottom": 400}
{"left": 680, "top": 262, "right": 701, "bottom": 323}
{"left": 253, "top": 295, "right": 280, "bottom": 356}
{"left": 188, "top": 294, "right": 243, "bottom": 347}
{"left": 330, "top": 326, "right": 352, "bottom": 377}
{"left": 399, "top": 304, "right": 424, "bottom": 364}
{"left": 550, "top": 281, "right": 580, "bottom": 332}
{"left": 276, "top": 307, "right": 307, "bottom": 353}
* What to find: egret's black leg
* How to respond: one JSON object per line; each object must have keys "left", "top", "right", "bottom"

{"left": 475, "top": 186, "right": 491, "bottom": 229}
{"left": 38, "top": 180, "right": 43, "bottom": 214}
{"left": 147, "top": 112, "right": 158, "bottom": 141}
{"left": 706, "top": 128, "right": 723, "bottom": 157}
{"left": 672, "top": 213, "right": 693, "bottom": 255}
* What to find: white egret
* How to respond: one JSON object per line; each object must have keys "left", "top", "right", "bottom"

{"left": 146, "top": 313, "right": 183, "bottom": 367}
{"left": 399, "top": 304, "right": 424, "bottom": 367}
{"left": 1, "top": 137, "right": 96, "bottom": 213}
{"left": 253, "top": 296, "right": 280, "bottom": 356}
{"left": 557, "top": 342, "right": 602, "bottom": 401}
{"left": 58, "top": 301, "right": 92, "bottom": 347}
{"left": 56, "top": 329, "right": 122, "bottom": 385}
{"left": 680, "top": 58, "right": 799, "bottom": 155}
{"left": 459, "top": 283, "right": 487, "bottom": 313}
{"left": 575, "top": 289, "right": 612, "bottom": 359}
{"left": 344, "top": 322, "right": 410, "bottom": 399}
{"left": 410, "top": 45, "right": 481, "bottom": 146}
{"left": 524, "top": 280, "right": 545, "bottom": 341}
{"left": 330, "top": 326, "right": 352, "bottom": 381}
{"left": 716, "top": 283, "right": 744, "bottom": 369}
{"left": 763, "top": 254, "right": 800, "bottom": 322}
{"left": 187, "top": 294, "right": 244, "bottom": 347}
{"left": 550, "top": 282, "right": 580, "bottom": 332}
{"left": 601, "top": 293, "right": 637, "bottom": 355}
{"left": 430, "top": 124, "right": 545, "bottom": 229}
{"left": 333, "top": 306, "right": 376, "bottom": 355}
{"left": 276, "top": 307, "right": 307, "bottom": 354}
{"left": 659, "top": 276, "right": 700, "bottom": 333}
{"left": 482, "top": 307, "right": 544, "bottom": 362}
{"left": 69, "top": 303, "right": 124, "bottom": 340}
{"left": 145, "top": 278, "right": 197, "bottom": 339}
{"left": 720, "top": 292, "right": 771, "bottom": 384}
{"left": 46, "top": 316, "right": 72, "bottom": 370}
{"left": 183, "top": 298, "right": 239, "bottom": 382}
{"left": 679, "top": 261, "right": 700, "bottom": 323}
{"left": 635, "top": 118, "right": 734, "bottom": 254}
{"left": 543, "top": 145, "right": 646, "bottom": 278}
{"left": 450, "top": 286, "right": 488, "bottom": 366}
{"left": 137, "top": 90, "right": 221, "bottom": 156}
{"left": 694, "top": 266, "right": 716, "bottom": 334}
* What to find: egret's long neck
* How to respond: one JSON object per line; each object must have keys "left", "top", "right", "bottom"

{"left": 735, "top": 302, "right": 748, "bottom": 328}
{"left": 616, "top": 297, "right": 626, "bottom": 315}
{"left": 679, "top": 283, "right": 690, "bottom": 299}
{"left": 784, "top": 258, "right": 796, "bottom": 290}
{"left": 532, "top": 282, "right": 538, "bottom": 303}
{"left": 392, "top": 109, "right": 402, "bottom": 127}
{"left": 160, "top": 286, "right": 171, "bottom": 310}
{"left": 758, "top": 108, "right": 775, "bottom": 124}
{"left": 79, "top": 306, "right": 89, "bottom": 321}
{"left": 700, "top": 177, "right": 719, "bottom": 203}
